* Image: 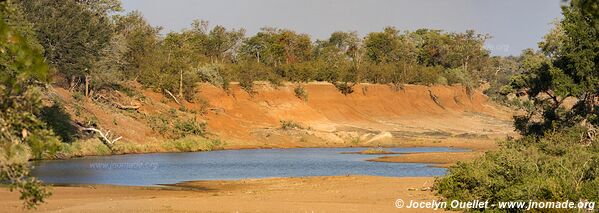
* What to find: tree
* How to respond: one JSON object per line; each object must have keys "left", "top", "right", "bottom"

{"left": 363, "top": 27, "right": 405, "bottom": 64}
{"left": 412, "top": 29, "right": 448, "bottom": 67}
{"left": 327, "top": 31, "right": 361, "bottom": 62}
{"left": 436, "top": 2, "right": 599, "bottom": 209}
{"left": 113, "top": 11, "right": 162, "bottom": 81}
{"left": 1, "top": 2, "right": 57, "bottom": 208}
{"left": 18, "top": 0, "right": 113, "bottom": 95}
{"left": 444, "top": 30, "right": 491, "bottom": 81}
{"left": 240, "top": 28, "right": 312, "bottom": 67}
{"left": 511, "top": 1, "right": 598, "bottom": 135}
{"left": 313, "top": 31, "right": 363, "bottom": 83}
{"left": 205, "top": 25, "right": 245, "bottom": 63}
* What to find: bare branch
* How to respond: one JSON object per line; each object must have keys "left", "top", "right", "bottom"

{"left": 82, "top": 127, "right": 121, "bottom": 149}
{"left": 164, "top": 89, "right": 181, "bottom": 105}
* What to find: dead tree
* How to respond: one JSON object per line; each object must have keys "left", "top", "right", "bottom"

{"left": 83, "top": 127, "right": 122, "bottom": 150}
{"left": 164, "top": 89, "right": 181, "bottom": 105}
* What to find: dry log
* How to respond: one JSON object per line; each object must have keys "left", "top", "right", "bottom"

{"left": 82, "top": 127, "right": 122, "bottom": 149}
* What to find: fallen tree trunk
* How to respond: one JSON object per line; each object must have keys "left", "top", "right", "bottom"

{"left": 82, "top": 127, "right": 122, "bottom": 150}
{"left": 114, "top": 103, "right": 141, "bottom": 110}
{"left": 164, "top": 89, "right": 181, "bottom": 105}
{"left": 92, "top": 94, "right": 141, "bottom": 110}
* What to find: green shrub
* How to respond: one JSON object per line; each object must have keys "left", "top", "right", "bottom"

{"left": 174, "top": 118, "right": 206, "bottom": 138}
{"left": 147, "top": 113, "right": 170, "bottom": 135}
{"left": 111, "top": 141, "right": 149, "bottom": 154}
{"left": 435, "top": 127, "right": 599, "bottom": 212}
{"left": 333, "top": 82, "right": 354, "bottom": 95}
{"left": 413, "top": 66, "right": 443, "bottom": 85}
{"left": 162, "top": 136, "right": 224, "bottom": 152}
{"left": 26, "top": 129, "right": 65, "bottom": 160}
{"left": 65, "top": 139, "right": 112, "bottom": 156}
{"left": 294, "top": 85, "right": 308, "bottom": 101}
{"left": 147, "top": 110, "right": 205, "bottom": 139}
{"left": 196, "top": 63, "right": 226, "bottom": 88}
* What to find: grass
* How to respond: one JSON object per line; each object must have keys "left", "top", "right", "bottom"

{"left": 61, "top": 136, "right": 226, "bottom": 157}
{"left": 161, "top": 136, "right": 225, "bottom": 152}
{"left": 63, "top": 139, "right": 112, "bottom": 157}
{"left": 360, "top": 148, "right": 395, "bottom": 154}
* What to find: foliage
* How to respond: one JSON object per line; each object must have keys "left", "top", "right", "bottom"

{"left": 508, "top": 2, "right": 598, "bottom": 135}
{"left": 147, "top": 111, "right": 206, "bottom": 139}
{"left": 0, "top": 4, "right": 55, "bottom": 208}
{"left": 293, "top": 85, "right": 308, "bottom": 101}
{"left": 333, "top": 82, "right": 355, "bottom": 96}
{"left": 18, "top": 0, "right": 113, "bottom": 86}
{"left": 196, "top": 63, "right": 226, "bottom": 88}
{"left": 436, "top": 127, "right": 599, "bottom": 212}
{"left": 483, "top": 56, "right": 519, "bottom": 105}
{"left": 280, "top": 120, "right": 304, "bottom": 130}
{"left": 173, "top": 118, "right": 206, "bottom": 138}
{"left": 436, "top": 2, "right": 599, "bottom": 211}
{"left": 162, "top": 136, "right": 224, "bottom": 152}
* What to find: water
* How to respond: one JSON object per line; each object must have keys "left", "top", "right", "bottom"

{"left": 31, "top": 147, "right": 465, "bottom": 186}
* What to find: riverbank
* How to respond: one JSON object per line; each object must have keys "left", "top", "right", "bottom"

{"left": 48, "top": 82, "right": 514, "bottom": 158}
{"left": 4, "top": 140, "right": 494, "bottom": 212}
{"left": 367, "top": 151, "right": 485, "bottom": 168}
{"left": 0, "top": 176, "right": 446, "bottom": 212}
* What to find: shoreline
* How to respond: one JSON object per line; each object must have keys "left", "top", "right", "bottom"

{"left": 11, "top": 138, "right": 499, "bottom": 212}
{"left": 0, "top": 176, "right": 446, "bottom": 212}
{"left": 37, "top": 136, "right": 497, "bottom": 162}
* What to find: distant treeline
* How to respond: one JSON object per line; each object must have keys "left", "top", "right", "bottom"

{"left": 2, "top": 0, "right": 522, "bottom": 100}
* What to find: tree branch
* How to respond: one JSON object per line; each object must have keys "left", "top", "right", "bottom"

{"left": 164, "top": 89, "right": 180, "bottom": 105}
{"left": 82, "top": 127, "right": 121, "bottom": 149}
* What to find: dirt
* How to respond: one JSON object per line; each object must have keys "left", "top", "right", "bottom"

{"left": 53, "top": 82, "right": 514, "bottom": 150}
{"left": 198, "top": 82, "right": 514, "bottom": 149}
{"left": 0, "top": 176, "right": 446, "bottom": 213}
{"left": 16, "top": 82, "right": 516, "bottom": 211}
{"left": 368, "top": 151, "right": 486, "bottom": 168}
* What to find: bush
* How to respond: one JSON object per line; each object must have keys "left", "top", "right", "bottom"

{"left": 174, "top": 118, "right": 206, "bottom": 138}
{"left": 64, "top": 139, "right": 113, "bottom": 156}
{"left": 196, "top": 63, "right": 226, "bottom": 88}
{"left": 280, "top": 120, "right": 304, "bottom": 130}
{"left": 333, "top": 82, "right": 355, "bottom": 95}
{"left": 294, "top": 85, "right": 308, "bottom": 101}
{"left": 26, "top": 130, "right": 65, "bottom": 160}
{"left": 435, "top": 127, "right": 599, "bottom": 212}
{"left": 147, "top": 111, "right": 206, "bottom": 139}
{"left": 162, "top": 136, "right": 224, "bottom": 152}
{"left": 413, "top": 66, "right": 443, "bottom": 85}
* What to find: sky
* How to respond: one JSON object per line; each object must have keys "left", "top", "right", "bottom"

{"left": 121, "top": 0, "right": 564, "bottom": 56}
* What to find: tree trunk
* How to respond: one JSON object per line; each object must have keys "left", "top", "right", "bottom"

{"left": 178, "top": 69, "right": 183, "bottom": 98}
{"left": 85, "top": 75, "right": 90, "bottom": 98}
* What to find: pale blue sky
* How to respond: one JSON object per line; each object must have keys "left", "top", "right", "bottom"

{"left": 121, "top": 0, "right": 563, "bottom": 56}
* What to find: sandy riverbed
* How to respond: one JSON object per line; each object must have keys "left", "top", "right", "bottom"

{"left": 0, "top": 176, "right": 449, "bottom": 213}
{"left": 0, "top": 138, "right": 497, "bottom": 212}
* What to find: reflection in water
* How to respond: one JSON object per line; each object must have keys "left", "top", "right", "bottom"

{"left": 31, "top": 147, "right": 466, "bottom": 186}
